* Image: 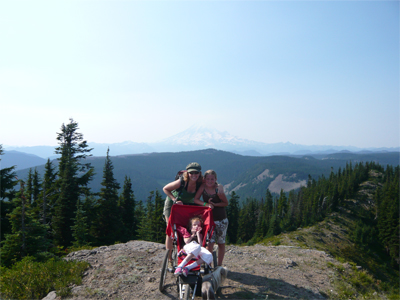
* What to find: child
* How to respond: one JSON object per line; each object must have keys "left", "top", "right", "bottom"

{"left": 174, "top": 216, "right": 213, "bottom": 277}
{"left": 194, "top": 170, "right": 229, "bottom": 266}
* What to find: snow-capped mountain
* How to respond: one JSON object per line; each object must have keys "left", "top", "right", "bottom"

{"left": 153, "top": 126, "right": 356, "bottom": 155}
{"left": 156, "top": 125, "right": 263, "bottom": 148}
{"left": 4, "top": 126, "right": 399, "bottom": 158}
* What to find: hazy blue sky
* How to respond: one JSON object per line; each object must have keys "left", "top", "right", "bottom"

{"left": 1, "top": 0, "right": 398, "bottom": 148}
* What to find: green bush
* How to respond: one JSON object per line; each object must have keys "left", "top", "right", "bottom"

{"left": 0, "top": 256, "right": 90, "bottom": 300}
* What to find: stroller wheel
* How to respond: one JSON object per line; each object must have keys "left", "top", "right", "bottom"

{"left": 182, "top": 283, "right": 190, "bottom": 300}
{"left": 212, "top": 250, "right": 218, "bottom": 269}
{"left": 159, "top": 250, "right": 169, "bottom": 292}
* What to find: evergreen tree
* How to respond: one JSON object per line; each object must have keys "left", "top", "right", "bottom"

{"left": 277, "top": 189, "right": 288, "bottom": 219}
{"left": 40, "top": 159, "right": 57, "bottom": 225}
{"left": 377, "top": 166, "right": 399, "bottom": 266}
{"left": 267, "top": 213, "right": 281, "bottom": 237}
{"left": 81, "top": 192, "right": 97, "bottom": 246}
{"left": 52, "top": 119, "right": 94, "bottom": 247}
{"left": 93, "top": 148, "right": 122, "bottom": 246}
{"left": 0, "top": 145, "right": 17, "bottom": 201}
{"left": 263, "top": 189, "right": 274, "bottom": 235}
{"left": 119, "top": 176, "right": 137, "bottom": 242}
{"left": 71, "top": 199, "right": 90, "bottom": 247}
{"left": 1, "top": 180, "right": 49, "bottom": 267}
{"left": 0, "top": 145, "right": 17, "bottom": 240}
{"left": 226, "top": 192, "right": 240, "bottom": 244}
{"left": 237, "top": 197, "right": 259, "bottom": 243}
{"left": 134, "top": 199, "right": 145, "bottom": 238}
{"left": 32, "top": 168, "right": 41, "bottom": 205}
{"left": 153, "top": 190, "right": 166, "bottom": 243}
{"left": 26, "top": 168, "right": 34, "bottom": 205}
{"left": 137, "top": 192, "right": 155, "bottom": 241}
{"left": 26, "top": 168, "right": 41, "bottom": 206}
{"left": 284, "top": 190, "right": 298, "bottom": 231}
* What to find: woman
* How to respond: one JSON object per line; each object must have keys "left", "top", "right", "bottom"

{"left": 163, "top": 162, "right": 210, "bottom": 267}
{"left": 194, "top": 169, "right": 228, "bottom": 266}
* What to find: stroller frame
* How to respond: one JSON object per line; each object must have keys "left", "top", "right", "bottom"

{"left": 159, "top": 204, "right": 218, "bottom": 300}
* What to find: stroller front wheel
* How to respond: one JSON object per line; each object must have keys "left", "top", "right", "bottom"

{"left": 159, "top": 249, "right": 169, "bottom": 292}
{"left": 181, "top": 283, "right": 190, "bottom": 300}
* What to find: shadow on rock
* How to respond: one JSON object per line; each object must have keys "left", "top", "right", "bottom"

{"left": 221, "top": 270, "right": 326, "bottom": 299}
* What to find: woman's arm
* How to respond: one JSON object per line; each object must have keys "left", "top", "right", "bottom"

{"left": 210, "top": 184, "right": 229, "bottom": 207}
{"left": 163, "top": 179, "right": 183, "bottom": 203}
{"left": 193, "top": 184, "right": 205, "bottom": 205}
{"left": 194, "top": 184, "right": 214, "bottom": 208}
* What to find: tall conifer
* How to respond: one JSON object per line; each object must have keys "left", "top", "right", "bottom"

{"left": 94, "top": 148, "right": 122, "bottom": 246}
{"left": 1, "top": 180, "right": 49, "bottom": 267}
{"left": 0, "top": 145, "right": 17, "bottom": 240}
{"left": 226, "top": 192, "right": 240, "bottom": 244}
{"left": 120, "top": 176, "right": 137, "bottom": 242}
{"left": 71, "top": 198, "right": 90, "bottom": 247}
{"left": 52, "top": 119, "right": 94, "bottom": 247}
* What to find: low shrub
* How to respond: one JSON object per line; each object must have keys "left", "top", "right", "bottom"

{"left": 0, "top": 256, "right": 89, "bottom": 300}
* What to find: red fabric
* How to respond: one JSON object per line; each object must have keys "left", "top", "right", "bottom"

{"left": 166, "top": 204, "right": 215, "bottom": 250}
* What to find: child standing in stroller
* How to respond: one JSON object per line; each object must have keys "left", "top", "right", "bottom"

{"left": 174, "top": 216, "right": 213, "bottom": 276}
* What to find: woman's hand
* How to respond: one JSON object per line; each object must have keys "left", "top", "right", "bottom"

{"left": 175, "top": 200, "right": 183, "bottom": 205}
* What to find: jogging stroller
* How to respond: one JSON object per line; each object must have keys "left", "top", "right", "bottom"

{"left": 159, "top": 204, "right": 217, "bottom": 300}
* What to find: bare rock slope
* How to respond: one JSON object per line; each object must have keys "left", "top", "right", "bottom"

{"left": 43, "top": 240, "right": 344, "bottom": 300}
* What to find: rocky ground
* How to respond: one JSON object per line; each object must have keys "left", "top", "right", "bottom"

{"left": 41, "top": 240, "right": 351, "bottom": 300}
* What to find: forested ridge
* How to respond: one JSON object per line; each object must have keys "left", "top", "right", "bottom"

{"left": 1, "top": 119, "right": 399, "bottom": 299}
{"left": 12, "top": 145, "right": 399, "bottom": 202}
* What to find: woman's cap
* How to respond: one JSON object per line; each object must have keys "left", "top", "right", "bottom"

{"left": 186, "top": 162, "right": 201, "bottom": 172}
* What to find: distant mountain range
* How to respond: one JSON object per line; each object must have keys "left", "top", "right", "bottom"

{"left": 3, "top": 126, "right": 399, "bottom": 159}
{"left": 1, "top": 151, "right": 47, "bottom": 171}
{"left": 10, "top": 149, "right": 400, "bottom": 202}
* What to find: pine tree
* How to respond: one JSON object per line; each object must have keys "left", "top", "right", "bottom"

{"left": 93, "top": 148, "right": 122, "bottom": 246}
{"left": 40, "top": 159, "right": 57, "bottom": 225}
{"left": 28, "top": 168, "right": 42, "bottom": 215}
{"left": 284, "top": 190, "right": 298, "bottom": 231}
{"left": 134, "top": 199, "right": 145, "bottom": 238}
{"left": 32, "top": 168, "right": 41, "bottom": 206}
{"left": 137, "top": 192, "right": 155, "bottom": 241}
{"left": 226, "top": 192, "right": 240, "bottom": 244}
{"left": 52, "top": 119, "right": 94, "bottom": 247}
{"left": 277, "top": 189, "right": 288, "bottom": 219}
{"left": 153, "top": 190, "right": 166, "bottom": 243}
{"left": 26, "top": 168, "right": 34, "bottom": 205}
{"left": 267, "top": 213, "right": 281, "bottom": 237}
{"left": 119, "top": 176, "right": 137, "bottom": 242}
{"left": 81, "top": 192, "right": 97, "bottom": 246}
{"left": 1, "top": 180, "right": 49, "bottom": 267}
{"left": 0, "top": 145, "right": 17, "bottom": 240}
{"left": 377, "top": 166, "right": 399, "bottom": 266}
{"left": 0, "top": 145, "right": 17, "bottom": 201}
{"left": 71, "top": 199, "right": 90, "bottom": 247}
{"left": 263, "top": 189, "right": 274, "bottom": 235}
{"left": 237, "top": 197, "right": 259, "bottom": 243}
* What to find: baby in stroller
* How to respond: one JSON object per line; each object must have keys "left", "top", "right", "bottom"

{"left": 174, "top": 216, "right": 213, "bottom": 276}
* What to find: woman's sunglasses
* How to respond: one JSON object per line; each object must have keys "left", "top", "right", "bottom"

{"left": 189, "top": 171, "right": 199, "bottom": 175}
